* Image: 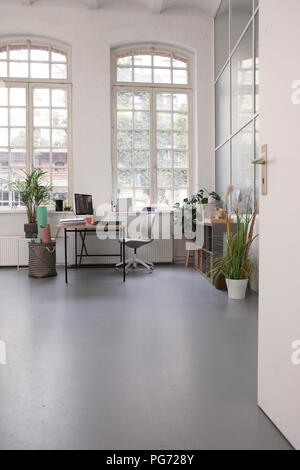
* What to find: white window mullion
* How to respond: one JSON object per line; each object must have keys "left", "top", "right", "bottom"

{"left": 171, "top": 90, "right": 174, "bottom": 203}
{"left": 188, "top": 90, "right": 193, "bottom": 196}
{"left": 28, "top": 83, "right": 33, "bottom": 172}
{"left": 67, "top": 84, "right": 73, "bottom": 203}
{"left": 28, "top": 43, "right": 30, "bottom": 79}
{"left": 8, "top": 85, "right": 12, "bottom": 208}
{"left": 132, "top": 88, "right": 136, "bottom": 206}
{"left": 112, "top": 87, "right": 117, "bottom": 203}
{"left": 49, "top": 85, "right": 53, "bottom": 189}
{"left": 151, "top": 89, "right": 156, "bottom": 206}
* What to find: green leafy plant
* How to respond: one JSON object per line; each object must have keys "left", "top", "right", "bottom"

{"left": 11, "top": 169, "right": 52, "bottom": 224}
{"left": 173, "top": 188, "right": 221, "bottom": 236}
{"left": 174, "top": 188, "right": 220, "bottom": 208}
{"left": 64, "top": 202, "right": 72, "bottom": 211}
{"left": 212, "top": 200, "right": 258, "bottom": 281}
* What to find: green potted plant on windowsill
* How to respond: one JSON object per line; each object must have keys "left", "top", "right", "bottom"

{"left": 63, "top": 202, "right": 72, "bottom": 212}
{"left": 11, "top": 169, "right": 52, "bottom": 239}
{"left": 212, "top": 199, "right": 258, "bottom": 300}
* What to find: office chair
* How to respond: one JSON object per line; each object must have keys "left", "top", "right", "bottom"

{"left": 116, "top": 213, "right": 155, "bottom": 274}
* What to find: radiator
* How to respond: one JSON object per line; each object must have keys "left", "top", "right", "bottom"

{"left": 0, "top": 237, "right": 30, "bottom": 267}
{"left": 0, "top": 235, "right": 174, "bottom": 266}
{"left": 0, "top": 237, "right": 18, "bottom": 266}
{"left": 0, "top": 236, "right": 75, "bottom": 267}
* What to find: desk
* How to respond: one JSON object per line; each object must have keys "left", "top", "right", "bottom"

{"left": 56, "top": 224, "right": 126, "bottom": 284}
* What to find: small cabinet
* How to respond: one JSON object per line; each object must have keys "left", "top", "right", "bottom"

{"left": 194, "top": 221, "right": 236, "bottom": 283}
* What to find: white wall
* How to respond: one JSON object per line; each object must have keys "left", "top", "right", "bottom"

{"left": 0, "top": 2, "right": 214, "bottom": 236}
{"left": 258, "top": 0, "right": 300, "bottom": 449}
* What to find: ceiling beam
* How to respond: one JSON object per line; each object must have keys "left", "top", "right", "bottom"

{"left": 151, "top": 0, "right": 164, "bottom": 14}
{"left": 85, "top": 0, "right": 99, "bottom": 9}
{"left": 22, "top": 0, "right": 38, "bottom": 5}
{"left": 86, "top": 0, "right": 110, "bottom": 9}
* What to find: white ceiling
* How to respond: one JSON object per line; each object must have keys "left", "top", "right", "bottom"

{"left": 0, "top": 0, "right": 221, "bottom": 16}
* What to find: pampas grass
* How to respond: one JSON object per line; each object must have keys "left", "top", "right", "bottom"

{"left": 212, "top": 198, "right": 258, "bottom": 281}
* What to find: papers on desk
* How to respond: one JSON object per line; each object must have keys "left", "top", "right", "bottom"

{"left": 59, "top": 218, "right": 86, "bottom": 226}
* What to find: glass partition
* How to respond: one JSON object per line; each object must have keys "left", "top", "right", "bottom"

{"left": 215, "top": 0, "right": 229, "bottom": 78}
{"left": 215, "top": 142, "right": 230, "bottom": 209}
{"left": 232, "top": 122, "right": 254, "bottom": 209}
{"left": 231, "top": 24, "right": 253, "bottom": 134}
{"left": 230, "top": 0, "right": 253, "bottom": 51}
{"left": 215, "top": 63, "right": 230, "bottom": 146}
{"left": 215, "top": 1, "right": 259, "bottom": 211}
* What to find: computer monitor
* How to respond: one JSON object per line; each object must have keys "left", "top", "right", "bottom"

{"left": 74, "top": 194, "right": 93, "bottom": 216}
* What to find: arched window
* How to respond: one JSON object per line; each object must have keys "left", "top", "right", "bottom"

{"left": 114, "top": 48, "right": 189, "bottom": 86}
{"left": 0, "top": 39, "right": 71, "bottom": 208}
{"left": 112, "top": 45, "right": 193, "bottom": 208}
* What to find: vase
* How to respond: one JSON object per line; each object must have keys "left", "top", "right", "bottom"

{"left": 55, "top": 200, "right": 63, "bottom": 212}
{"left": 226, "top": 279, "right": 249, "bottom": 300}
{"left": 37, "top": 206, "right": 47, "bottom": 238}
{"left": 24, "top": 223, "right": 38, "bottom": 239}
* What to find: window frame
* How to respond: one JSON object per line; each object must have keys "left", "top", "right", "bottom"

{"left": 111, "top": 44, "right": 191, "bottom": 89}
{"left": 112, "top": 45, "right": 193, "bottom": 209}
{"left": 0, "top": 37, "right": 72, "bottom": 211}
{"left": 0, "top": 37, "right": 72, "bottom": 84}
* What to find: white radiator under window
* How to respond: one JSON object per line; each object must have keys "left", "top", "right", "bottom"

{"left": 0, "top": 236, "right": 174, "bottom": 267}
{"left": 0, "top": 237, "right": 30, "bottom": 267}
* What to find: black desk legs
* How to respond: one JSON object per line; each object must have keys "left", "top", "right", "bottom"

{"left": 64, "top": 228, "right": 68, "bottom": 284}
{"left": 64, "top": 227, "right": 126, "bottom": 283}
{"left": 123, "top": 237, "right": 126, "bottom": 282}
{"left": 79, "top": 230, "right": 88, "bottom": 266}
{"left": 75, "top": 228, "right": 78, "bottom": 268}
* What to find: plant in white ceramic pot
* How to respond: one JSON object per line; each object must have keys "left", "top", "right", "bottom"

{"left": 212, "top": 196, "right": 258, "bottom": 300}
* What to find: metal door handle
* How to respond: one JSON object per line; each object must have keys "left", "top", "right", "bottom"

{"left": 252, "top": 144, "right": 268, "bottom": 195}
{"left": 252, "top": 157, "right": 266, "bottom": 165}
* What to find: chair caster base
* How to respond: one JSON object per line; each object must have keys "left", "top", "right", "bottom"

{"left": 116, "top": 253, "right": 154, "bottom": 274}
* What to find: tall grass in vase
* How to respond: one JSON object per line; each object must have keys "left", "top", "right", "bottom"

{"left": 212, "top": 199, "right": 258, "bottom": 299}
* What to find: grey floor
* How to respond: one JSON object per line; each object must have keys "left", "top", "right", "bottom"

{"left": 0, "top": 265, "right": 292, "bottom": 450}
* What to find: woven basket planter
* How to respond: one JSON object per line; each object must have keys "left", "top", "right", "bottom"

{"left": 29, "top": 241, "right": 57, "bottom": 278}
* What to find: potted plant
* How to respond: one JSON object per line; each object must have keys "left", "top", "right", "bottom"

{"left": 11, "top": 169, "right": 52, "bottom": 238}
{"left": 212, "top": 199, "right": 258, "bottom": 300}
{"left": 179, "top": 188, "right": 220, "bottom": 206}
{"left": 174, "top": 188, "right": 221, "bottom": 237}
{"left": 64, "top": 202, "right": 72, "bottom": 212}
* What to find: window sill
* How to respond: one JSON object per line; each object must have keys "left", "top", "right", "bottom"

{"left": 0, "top": 209, "right": 74, "bottom": 215}
{"left": 0, "top": 209, "right": 27, "bottom": 214}
{"left": 0, "top": 208, "right": 174, "bottom": 215}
